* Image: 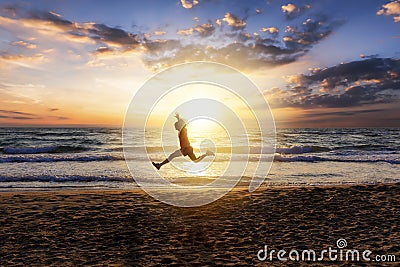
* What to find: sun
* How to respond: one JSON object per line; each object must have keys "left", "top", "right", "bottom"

{"left": 187, "top": 118, "right": 219, "bottom": 133}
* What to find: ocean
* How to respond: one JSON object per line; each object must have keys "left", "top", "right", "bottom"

{"left": 0, "top": 127, "right": 398, "bottom": 191}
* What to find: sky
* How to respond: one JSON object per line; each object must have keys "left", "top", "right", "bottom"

{"left": 0, "top": 0, "right": 399, "bottom": 127}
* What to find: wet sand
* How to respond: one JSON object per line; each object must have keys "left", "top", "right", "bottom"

{"left": 0, "top": 183, "right": 399, "bottom": 266}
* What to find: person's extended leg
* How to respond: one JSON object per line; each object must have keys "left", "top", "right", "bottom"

{"left": 187, "top": 150, "right": 214, "bottom": 163}
{"left": 152, "top": 149, "right": 182, "bottom": 170}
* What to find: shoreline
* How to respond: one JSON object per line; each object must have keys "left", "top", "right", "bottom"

{"left": 0, "top": 179, "right": 399, "bottom": 193}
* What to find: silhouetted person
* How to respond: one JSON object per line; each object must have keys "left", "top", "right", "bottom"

{"left": 152, "top": 114, "right": 214, "bottom": 170}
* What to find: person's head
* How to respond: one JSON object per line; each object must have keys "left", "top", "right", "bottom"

{"left": 174, "top": 113, "right": 186, "bottom": 131}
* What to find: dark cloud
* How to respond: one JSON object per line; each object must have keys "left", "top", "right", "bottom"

{"left": 0, "top": 115, "right": 35, "bottom": 120}
{"left": 142, "top": 41, "right": 301, "bottom": 71}
{"left": 265, "top": 58, "right": 400, "bottom": 108}
{"left": 86, "top": 23, "right": 140, "bottom": 47}
{"left": 143, "top": 15, "right": 343, "bottom": 70}
{"left": 0, "top": 4, "right": 343, "bottom": 71}
{"left": 143, "top": 39, "right": 180, "bottom": 54}
{"left": 49, "top": 115, "right": 69, "bottom": 120}
{"left": 176, "top": 23, "right": 215, "bottom": 37}
{"left": 29, "top": 10, "right": 73, "bottom": 28}
{"left": 0, "top": 5, "right": 140, "bottom": 50}
{"left": 285, "top": 107, "right": 400, "bottom": 127}
{"left": 0, "top": 109, "right": 35, "bottom": 116}
{"left": 303, "top": 109, "right": 386, "bottom": 117}
{"left": 0, "top": 109, "right": 37, "bottom": 120}
{"left": 193, "top": 23, "right": 215, "bottom": 37}
{"left": 0, "top": 109, "right": 69, "bottom": 121}
{"left": 283, "top": 16, "right": 345, "bottom": 51}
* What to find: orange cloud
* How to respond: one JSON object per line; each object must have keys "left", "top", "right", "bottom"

{"left": 260, "top": 27, "right": 279, "bottom": 34}
{"left": 281, "top": 3, "right": 297, "bottom": 14}
{"left": 377, "top": 0, "right": 400, "bottom": 22}
{"left": 222, "top": 13, "right": 246, "bottom": 29}
{"left": 180, "top": 0, "right": 199, "bottom": 9}
{"left": 11, "top": 40, "right": 37, "bottom": 49}
{"left": 177, "top": 28, "right": 194, "bottom": 35}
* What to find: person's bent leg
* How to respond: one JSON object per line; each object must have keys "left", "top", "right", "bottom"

{"left": 188, "top": 152, "right": 207, "bottom": 163}
{"left": 187, "top": 149, "right": 215, "bottom": 163}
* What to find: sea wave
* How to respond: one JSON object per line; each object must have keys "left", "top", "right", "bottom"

{"left": 0, "top": 175, "right": 259, "bottom": 184}
{"left": 130, "top": 145, "right": 330, "bottom": 154}
{"left": 274, "top": 154, "right": 400, "bottom": 164}
{"left": 0, "top": 154, "right": 115, "bottom": 163}
{"left": 2, "top": 145, "right": 89, "bottom": 154}
{"left": 338, "top": 144, "right": 398, "bottom": 151}
{"left": 0, "top": 152, "right": 398, "bottom": 164}
{"left": 0, "top": 175, "right": 132, "bottom": 183}
{"left": 2, "top": 143, "right": 396, "bottom": 156}
{"left": 275, "top": 145, "right": 330, "bottom": 154}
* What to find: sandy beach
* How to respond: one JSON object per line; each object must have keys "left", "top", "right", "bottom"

{"left": 0, "top": 183, "right": 398, "bottom": 266}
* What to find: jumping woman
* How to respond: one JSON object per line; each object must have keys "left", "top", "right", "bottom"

{"left": 152, "top": 114, "right": 214, "bottom": 170}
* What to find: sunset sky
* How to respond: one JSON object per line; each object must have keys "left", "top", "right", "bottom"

{"left": 0, "top": 0, "right": 399, "bottom": 127}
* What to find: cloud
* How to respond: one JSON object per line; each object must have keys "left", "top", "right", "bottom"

{"left": 0, "top": 109, "right": 38, "bottom": 120}
{"left": 142, "top": 41, "right": 298, "bottom": 71}
{"left": 377, "top": 1, "right": 400, "bottom": 20}
{"left": 0, "top": 4, "right": 343, "bottom": 72}
{"left": 0, "top": 52, "right": 46, "bottom": 70}
{"left": 0, "top": 109, "right": 35, "bottom": 116}
{"left": 302, "top": 109, "right": 387, "bottom": 117}
{"left": 180, "top": 0, "right": 199, "bottom": 9}
{"left": 0, "top": 5, "right": 140, "bottom": 50}
{"left": 377, "top": 0, "right": 400, "bottom": 22}
{"left": 1, "top": 82, "right": 45, "bottom": 88}
{"left": 0, "top": 109, "right": 69, "bottom": 121}
{"left": 84, "top": 23, "right": 140, "bottom": 47}
{"left": 281, "top": 3, "right": 311, "bottom": 20}
{"left": 142, "top": 15, "right": 343, "bottom": 70}
{"left": 49, "top": 115, "right": 69, "bottom": 120}
{"left": 260, "top": 27, "right": 279, "bottom": 34}
{"left": 177, "top": 28, "right": 194, "bottom": 35}
{"left": 153, "top": 31, "right": 166, "bottom": 36}
{"left": 265, "top": 58, "right": 400, "bottom": 108}
{"left": 176, "top": 23, "right": 214, "bottom": 37}
{"left": 142, "top": 12, "right": 343, "bottom": 70}
{"left": 95, "top": 46, "right": 114, "bottom": 54}
{"left": 11, "top": 40, "right": 37, "bottom": 49}
{"left": 193, "top": 23, "right": 215, "bottom": 37}
{"left": 282, "top": 17, "right": 344, "bottom": 50}
{"left": 222, "top": 12, "right": 246, "bottom": 30}
{"left": 0, "top": 115, "right": 35, "bottom": 120}
{"left": 282, "top": 3, "right": 297, "bottom": 14}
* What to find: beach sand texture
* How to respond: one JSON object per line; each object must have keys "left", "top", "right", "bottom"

{"left": 0, "top": 183, "right": 399, "bottom": 266}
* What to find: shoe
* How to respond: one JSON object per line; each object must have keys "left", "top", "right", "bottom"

{"left": 206, "top": 150, "right": 215, "bottom": 156}
{"left": 152, "top": 162, "right": 161, "bottom": 170}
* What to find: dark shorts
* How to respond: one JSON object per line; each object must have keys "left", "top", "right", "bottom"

{"left": 180, "top": 146, "right": 193, "bottom": 156}
{"left": 167, "top": 146, "right": 197, "bottom": 162}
